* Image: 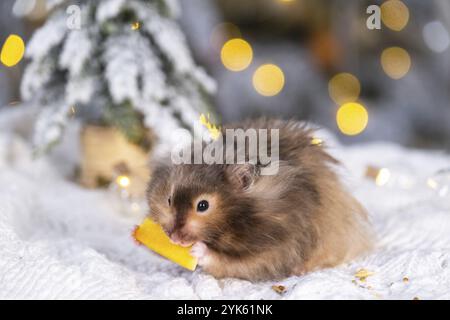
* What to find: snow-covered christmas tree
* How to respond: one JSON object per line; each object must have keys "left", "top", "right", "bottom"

{"left": 20, "top": 0, "right": 216, "bottom": 152}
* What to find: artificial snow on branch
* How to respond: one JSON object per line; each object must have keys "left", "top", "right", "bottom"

{"left": 20, "top": 0, "right": 216, "bottom": 151}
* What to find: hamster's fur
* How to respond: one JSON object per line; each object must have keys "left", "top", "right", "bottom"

{"left": 147, "top": 119, "right": 372, "bottom": 281}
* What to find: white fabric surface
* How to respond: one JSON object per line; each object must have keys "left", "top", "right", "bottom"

{"left": 0, "top": 109, "right": 449, "bottom": 299}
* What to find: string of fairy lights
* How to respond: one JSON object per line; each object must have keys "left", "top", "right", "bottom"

{"left": 210, "top": 0, "right": 450, "bottom": 198}
{"left": 365, "top": 165, "right": 450, "bottom": 199}
{"left": 214, "top": 0, "right": 448, "bottom": 138}
{"left": 219, "top": 37, "right": 286, "bottom": 97}
{"left": 325, "top": 0, "right": 411, "bottom": 137}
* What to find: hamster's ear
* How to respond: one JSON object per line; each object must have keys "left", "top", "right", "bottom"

{"left": 226, "top": 163, "right": 259, "bottom": 190}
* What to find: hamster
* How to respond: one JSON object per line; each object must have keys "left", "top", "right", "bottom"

{"left": 146, "top": 119, "right": 372, "bottom": 281}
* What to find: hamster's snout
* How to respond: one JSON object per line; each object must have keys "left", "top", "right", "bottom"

{"left": 169, "top": 229, "right": 195, "bottom": 247}
{"left": 166, "top": 208, "right": 200, "bottom": 247}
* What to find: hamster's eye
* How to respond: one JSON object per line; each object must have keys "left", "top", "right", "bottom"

{"left": 196, "top": 200, "right": 209, "bottom": 212}
{"left": 168, "top": 197, "right": 171, "bottom": 206}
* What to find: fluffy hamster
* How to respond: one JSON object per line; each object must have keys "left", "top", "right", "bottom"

{"left": 146, "top": 119, "right": 372, "bottom": 281}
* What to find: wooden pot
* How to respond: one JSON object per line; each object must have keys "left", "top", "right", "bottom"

{"left": 80, "top": 125, "right": 151, "bottom": 198}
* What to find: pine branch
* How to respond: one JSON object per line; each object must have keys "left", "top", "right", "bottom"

{"left": 103, "top": 99, "right": 148, "bottom": 148}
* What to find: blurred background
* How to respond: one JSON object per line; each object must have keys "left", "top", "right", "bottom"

{"left": 1, "top": 0, "right": 450, "bottom": 150}
{"left": 179, "top": 0, "right": 450, "bottom": 149}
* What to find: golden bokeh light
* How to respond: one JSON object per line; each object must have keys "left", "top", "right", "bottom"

{"left": 131, "top": 21, "right": 140, "bottom": 30}
{"left": 427, "top": 178, "right": 438, "bottom": 190}
{"left": 220, "top": 38, "right": 253, "bottom": 72}
{"left": 252, "top": 64, "right": 285, "bottom": 96}
{"left": 116, "top": 175, "right": 131, "bottom": 188}
{"left": 381, "top": 47, "right": 411, "bottom": 79}
{"left": 381, "top": 0, "right": 410, "bottom": 32}
{"left": 328, "top": 73, "right": 361, "bottom": 105}
{"left": 1, "top": 34, "right": 25, "bottom": 67}
{"left": 375, "top": 168, "right": 391, "bottom": 186}
{"left": 336, "top": 102, "right": 368, "bottom": 136}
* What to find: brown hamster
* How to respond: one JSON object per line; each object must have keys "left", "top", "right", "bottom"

{"left": 146, "top": 119, "right": 372, "bottom": 281}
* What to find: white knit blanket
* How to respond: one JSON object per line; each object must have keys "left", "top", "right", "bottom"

{"left": 1, "top": 109, "right": 449, "bottom": 299}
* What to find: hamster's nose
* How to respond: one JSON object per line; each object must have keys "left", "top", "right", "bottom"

{"left": 169, "top": 232, "right": 182, "bottom": 245}
{"left": 169, "top": 232, "right": 194, "bottom": 247}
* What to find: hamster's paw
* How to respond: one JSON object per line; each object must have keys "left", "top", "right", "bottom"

{"left": 190, "top": 242, "right": 209, "bottom": 266}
